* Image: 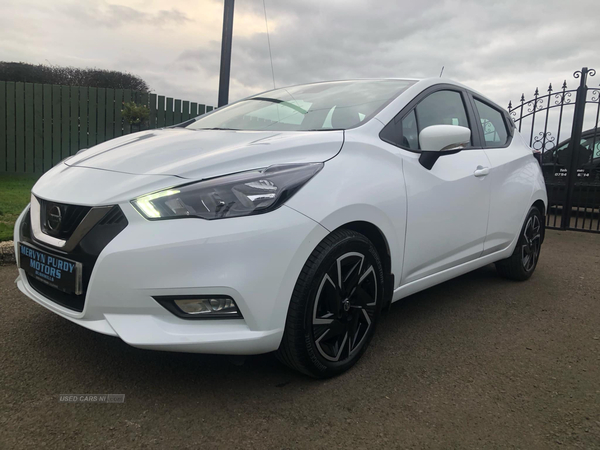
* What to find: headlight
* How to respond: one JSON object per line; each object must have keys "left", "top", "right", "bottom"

{"left": 131, "top": 163, "right": 323, "bottom": 220}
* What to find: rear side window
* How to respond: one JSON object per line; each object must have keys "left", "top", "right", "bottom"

{"left": 474, "top": 99, "right": 509, "bottom": 147}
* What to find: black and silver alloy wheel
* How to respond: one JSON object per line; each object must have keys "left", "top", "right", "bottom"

{"left": 496, "top": 205, "right": 544, "bottom": 281}
{"left": 521, "top": 214, "right": 541, "bottom": 272}
{"left": 277, "top": 229, "right": 385, "bottom": 378}
{"left": 312, "top": 252, "right": 377, "bottom": 362}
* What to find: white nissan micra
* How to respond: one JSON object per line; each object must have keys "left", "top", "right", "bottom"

{"left": 15, "top": 78, "right": 547, "bottom": 377}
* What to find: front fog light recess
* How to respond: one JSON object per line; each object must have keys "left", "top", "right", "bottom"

{"left": 175, "top": 298, "right": 239, "bottom": 315}
{"left": 155, "top": 296, "right": 242, "bottom": 319}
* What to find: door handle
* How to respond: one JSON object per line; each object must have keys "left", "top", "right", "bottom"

{"left": 474, "top": 166, "right": 490, "bottom": 177}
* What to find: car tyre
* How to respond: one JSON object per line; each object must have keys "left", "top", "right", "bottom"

{"left": 495, "top": 205, "right": 543, "bottom": 281}
{"left": 276, "top": 229, "right": 384, "bottom": 378}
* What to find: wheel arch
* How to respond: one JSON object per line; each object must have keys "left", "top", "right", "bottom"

{"left": 335, "top": 221, "right": 390, "bottom": 273}
{"left": 334, "top": 220, "right": 395, "bottom": 309}
{"left": 532, "top": 198, "right": 546, "bottom": 243}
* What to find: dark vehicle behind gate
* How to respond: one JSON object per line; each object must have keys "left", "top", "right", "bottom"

{"left": 509, "top": 67, "right": 600, "bottom": 232}
{"left": 542, "top": 128, "right": 600, "bottom": 210}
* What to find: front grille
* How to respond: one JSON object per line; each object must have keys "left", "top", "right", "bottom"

{"left": 20, "top": 205, "right": 128, "bottom": 312}
{"left": 39, "top": 198, "right": 91, "bottom": 240}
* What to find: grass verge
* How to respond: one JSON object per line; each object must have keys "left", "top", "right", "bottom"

{"left": 0, "top": 175, "right": 38, "bottom": 242}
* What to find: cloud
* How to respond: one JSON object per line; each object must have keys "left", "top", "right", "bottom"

{"left": 59, "top": 2, "right": 192, "bottom": 29}
{"left": 0, "top": 0, "right": 599, "bottom": 109}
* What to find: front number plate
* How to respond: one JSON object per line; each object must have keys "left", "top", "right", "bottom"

{"left": 18, "top": 243, "right": 82, "bottom": 295}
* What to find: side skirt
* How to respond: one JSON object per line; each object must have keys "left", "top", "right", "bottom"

{"left": 392, "top": 246, "right": 513, "bottom": 303}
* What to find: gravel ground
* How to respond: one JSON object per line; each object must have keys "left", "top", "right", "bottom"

{"left": 0, "top": 230, "right": 599, "bottom": 449}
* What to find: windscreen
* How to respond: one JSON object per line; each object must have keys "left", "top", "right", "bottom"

{"left": 185, "top": 79, "right": 416, "bottom": 131}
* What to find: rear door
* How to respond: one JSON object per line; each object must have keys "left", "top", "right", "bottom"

{"left": 468, "top": 94, "right": 536, "bottom": 255}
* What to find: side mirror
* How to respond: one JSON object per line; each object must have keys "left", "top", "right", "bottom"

{"left": 419, "top": 125, "right": 471, "bottom": 152}
{"left": 418, "top": 125, "right": 471, "bottom": 170}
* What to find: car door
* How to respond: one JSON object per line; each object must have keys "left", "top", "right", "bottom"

{"left": 539, "top": 139, "right": 571, "bottom": 211}
{"left": 468, "top": 94, "right": 536, "bottom": 255}
{"left": 381, "top": 87, "right": 492, "bottom": 285}
{"left": 572, "top": 133, "right": 600, "bottom": 209}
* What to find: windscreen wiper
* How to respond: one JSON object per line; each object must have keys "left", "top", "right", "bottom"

{"left": 194, "top": 127, "right": 236, "bottom": 130}
{"left": 249, "top": 97, "right": 308, "bottom": 114}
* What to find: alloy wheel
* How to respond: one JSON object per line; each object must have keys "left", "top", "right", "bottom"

{"left": 521, "top": 214, "right": 541, "bottom": 272}
{"left": 312, "top": 252, "right": 378, "bottom": 362}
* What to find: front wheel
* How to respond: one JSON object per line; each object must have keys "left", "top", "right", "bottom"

{"left": 495, "top": 205, "right": 543, "bottom": 281}
{"left": 276, "top": 229, "right": 384, "bottom": 378}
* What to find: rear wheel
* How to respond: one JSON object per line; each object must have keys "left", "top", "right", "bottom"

{"left": 495, "top": 206, "right": 543, "bottom": 281}
{"left": 276, "top": 229, "right": 384, "bottom": 378}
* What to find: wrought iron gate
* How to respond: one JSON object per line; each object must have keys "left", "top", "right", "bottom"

{"left": 509, "top": 67, "right": 600, "bottom": 233}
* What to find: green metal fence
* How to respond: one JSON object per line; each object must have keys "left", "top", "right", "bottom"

{"left": 0, "top": 81, "right": 214, "bottom": 174}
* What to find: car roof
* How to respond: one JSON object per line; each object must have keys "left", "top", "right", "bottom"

{"left": 366, "top": 77, "right": 509, "bottom": 129}
{"left": 582, "top": 128, "right": 599, "bottom": 137}
{"left": 247, "top": 77, "right": 501, "bottom": 110}
{"left": 284, "top": 77, "right": 505, "bottom": 112}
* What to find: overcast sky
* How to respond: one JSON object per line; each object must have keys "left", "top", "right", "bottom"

{"left": 1, "top": 0, "right": 599, "bottom": 109}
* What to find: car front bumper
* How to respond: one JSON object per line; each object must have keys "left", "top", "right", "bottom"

{"left": 15, "top": 203, "right": 328, "bottom": 355}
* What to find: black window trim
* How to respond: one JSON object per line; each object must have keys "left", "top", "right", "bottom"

{"left": 379, "top": 83, "right": 484, "bottom": 153}
{"left": 467, "top": 91, "right": 514, "bottom": 149}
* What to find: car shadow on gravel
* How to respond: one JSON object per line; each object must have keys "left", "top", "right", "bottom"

{"left": 25, "top": 263, "right": 507, "bottom": 392}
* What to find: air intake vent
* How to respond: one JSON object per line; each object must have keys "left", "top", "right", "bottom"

{"left": 98, "top": 206, "right": 126, "bottom": 226}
